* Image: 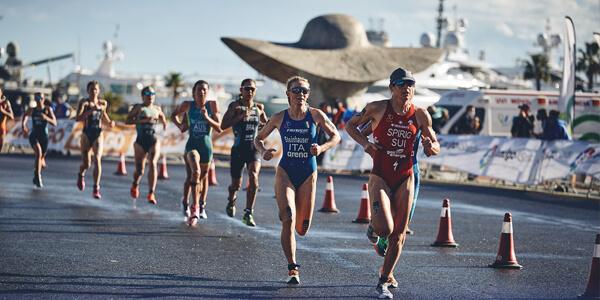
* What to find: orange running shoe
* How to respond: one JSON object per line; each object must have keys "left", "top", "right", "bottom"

{"left": 147, "top": 192, "right": 157, "bottom": 204}
{"left": 130, "top": 184, "right": 139, "bottom": 199}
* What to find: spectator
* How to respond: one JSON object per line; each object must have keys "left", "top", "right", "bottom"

{"left": 51, "top": 94, "right": 72, "bottom": 119}
{"left": 457, "top": 105, "right": 480, "bottom": 134}
{"left": 318, "top": 102, "right": 333, "bottom": 120}
{"left": 541, "top": 110, "right": 570, "bottom": 140}
{"left": 317, "top": 102, "right": 333, "bottom": 165}
{"left": 511, "top": 104, "right": 534, "bottom": 138}
{"left": 332, "top": 101, "right": 346, "bottom": 129}
{"left": 534, "top": 108, "right": 547, "bottom": 137}
{"left": 427, "top": 105, "right": 449, "bottom": 134}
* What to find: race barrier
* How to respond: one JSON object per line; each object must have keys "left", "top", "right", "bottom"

{"left": 6, "top": 119, "right": 599, "bottom": 185}
{"left": 4, "top": 118, "right": 283, "bottom": 167}
{"left": 322, "top": 130, "right": 600, "bottom": 184}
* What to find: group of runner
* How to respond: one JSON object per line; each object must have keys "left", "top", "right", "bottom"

{"left": 4, "top": 67, "right": 440, "bottom": 299}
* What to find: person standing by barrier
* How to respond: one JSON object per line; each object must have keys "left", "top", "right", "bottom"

{"left": 21, "top": 92, "right": 56, "bottom": 187}
{"left": 254, "top": 76, "right": 340, "bottom": 284}
{"left": 220, "top": 78, "right": 268, "bottom": 226}
{"left": 346, "top": 67, "right": 439, "bottom": 299}
{"left": 126, "top": 86, "right": 168, "bottom": 204}
{"left": 511, "top": 104, "right": 534, "bottom": 138}
{"left": 0, "top": 87, "right": 15, "bottom": 153}
{"left": 75, "top": 81, "right": 115, "bottom": 199}
{"left": 541, "top": 110, "right": 571, "bottom": 140}
{"left": 171, "top": 80, "right": 221, "bottom": 225}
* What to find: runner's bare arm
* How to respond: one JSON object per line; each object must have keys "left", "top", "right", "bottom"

{"left": 220, "top": 101, "right": 243, "bottom": 130}
{"left": 347, "top": 102, "right": 379, "bottom": 147}
{"left": 312, "top": 108, "right": 340, "bottom": 155}
{"left": 257, "top": 103, "right": 269, "bottom": 125}
{"left": 170, "top": 101, "right": 189, "bottom": 132}
{"left": 100, "top": 100, "right": 115, "bottom": 128}
{"left": 0, "top": 101, "right": 14, "bottom": 120}
{"left": 21, "top": 108, "right": 32, "bottom": 134}
{"left": 254, "top": 111, "right": 281, "bottom": 160}
{"left": 75, "top": 99, "right": 91, "bottom": 122}
{"left": 125, "top": 104, "right": 140, "bottom": 125}
{"left": 416, "top": 108, "right": 440, "bottom": 156}
{"left": 205, "top": 101, "right": 222, "bottom": 133}
{"left": 157, "top": 107, "right": 168, "bottom": 130}
{"left": 44, "top": 107, "right": 57, "bottom": 127}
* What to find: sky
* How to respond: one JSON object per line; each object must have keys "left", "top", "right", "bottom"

{"left": 1, "top": 0, "right": 599, "bottom": 84}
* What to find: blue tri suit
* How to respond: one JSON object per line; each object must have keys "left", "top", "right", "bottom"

{"left": 410, "top": 129, "right": 422, "bottom": 221}
{"left": 278, "top": 109, "right": 318, "bottom": 190}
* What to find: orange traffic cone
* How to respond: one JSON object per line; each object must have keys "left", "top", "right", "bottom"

{"left": 579, "top": 233, "right": 600, "bottom": 299}
{"left": 431, "top": 198, "right": 458, "bottom": 247}
{"left": 489, "top": 212, "right": 522, "bottom": 269}
{"left": 353, "top": 183, "right": 370, "bottom": 223}
{"left": 114, "top": 153, "right": 127, "bottom": 176}
{"left": 208, "top": 160, "right": 219, "bottom": 186}
{"left": 319, "top": 176, "right": 339, "bottom": 213}
{"left": 158, "top": 155, "right": 169, "bottom": 180}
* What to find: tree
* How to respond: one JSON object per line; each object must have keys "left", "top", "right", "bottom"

{"left": 523, "top": 53, "right": 551, "bottom": 91}
{"left": 165, "top": 72, "right": 183, "bottom": 110}
{"left": 576, "top": 41, "right": 600, "bottom": 92}
{"left": 103, "top": 91, "right": 126, "bottom": 121}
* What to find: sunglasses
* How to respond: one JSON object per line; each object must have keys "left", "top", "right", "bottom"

{"left": 143, "top": 91, "right": 156, "bottom": 96}
{"left": 393, "top": 79, "right": 415, "bottom": 87}
{"left": 289, "top": 86, "right": 310, "bottom": 95}
{"left": 242, "top": 86, "right": 256, "bottom": 92}
{"left": 35, "top": 95, "right": 43, "bottom": 101}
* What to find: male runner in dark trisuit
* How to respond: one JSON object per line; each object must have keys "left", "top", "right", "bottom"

{"left": 221, "top": 78, "right": 268, "bottom": 226}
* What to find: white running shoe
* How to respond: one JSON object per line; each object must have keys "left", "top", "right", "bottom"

{"left": 376, "top": 281, "right": 393, "bottom": 299}
{"left": 199, "top": 207, "right": 207, "bottom": 219}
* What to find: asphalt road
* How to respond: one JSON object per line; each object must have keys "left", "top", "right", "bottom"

{"left": 0, "top": 154, "right": 599, "bottom": 299}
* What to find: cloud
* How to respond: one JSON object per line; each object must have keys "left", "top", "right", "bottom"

{"left": 495, "top": 22, "right": 514, "bottom": 37}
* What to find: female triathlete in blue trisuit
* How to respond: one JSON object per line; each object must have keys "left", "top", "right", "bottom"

{"left": 254, "top": 76, "right": 340, "bottom": 284}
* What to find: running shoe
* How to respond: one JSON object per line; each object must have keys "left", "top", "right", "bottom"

{"left": 33, "top": 174, "right": 43, "bottom": 188}
{"left": 225, "top": 199, "right": 236, "bottom": 217}
{"left": 182, "top": 198, "right": 190, "bottom": 218}
{"left": 376, "top": 279, "right": 393, "bottom": 299}
{"left": 374, "top": 236, "right": 388, "bottom": 257}
{"left": 77, "top": 174, "right": 85, "bottom": 191}
{"left": 242, "top": 210, "right": 256, "bottom": 227}
{"left": 147, "top": 192, "right": 157, "bottom": 205}
{"left": 378, "top": 267, "right": 398, "bottom": 289}
{"left": 406, "top": 228, "right": 414, "bottom": 235}
{"left": 367, "top": 224, "right": 379, "bottom": 245}
{"left": 93, "top": 187, "right": 101, "bottom": 199}
{"left": 287, "top": 269, "right": 300, "bottom": 284}
{"left": 188, "top": 206, "right": 199, "bottom": 226}
{"left": 199, "top": 206, "right": 207, "bottom": 219}
{"left": 130, "top": 184, "right": 139, "bottom": 199}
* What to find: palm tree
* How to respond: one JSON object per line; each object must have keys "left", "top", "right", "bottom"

{"left": 164, "top": 72, "right": 183, "bottom": 110}
{"left": 576, "top": 41, "right": 600, "bottom": 91}
{"left": 523, "top": 53, "right": 551, "bottom": 91}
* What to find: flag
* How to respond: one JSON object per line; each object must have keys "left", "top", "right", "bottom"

{"left": 558, "top": 16, "right": 575, "bottom": 138}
